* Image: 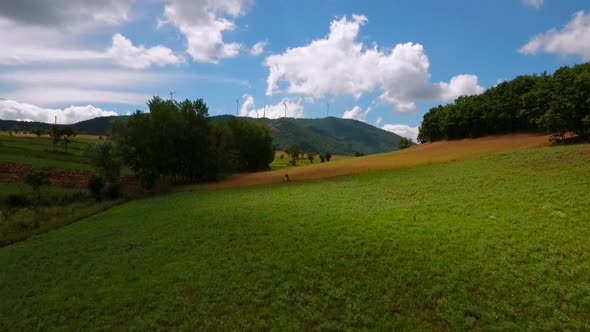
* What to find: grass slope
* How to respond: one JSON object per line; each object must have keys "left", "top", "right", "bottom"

{"left": 1, "top": 144, "right": 589, "bottom": 330}
{"left": 0, "top": 133, "right": 95, "bottom": 170}
{"left": 206, "top": 133, "right": 550, "bottom": 189}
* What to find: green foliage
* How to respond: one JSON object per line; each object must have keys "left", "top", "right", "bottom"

{"left": 88, "top": 175, "right": 105, "bottom": 201}
{"left": 354, "top": 151, "right": 365, "bottom": 157}
{"left": 50, "top": 125, "right": 61, "bottom": 147}
{"left": 225, "top": 118, "right": 275, "bottom": 172}
{"left": 319, "top": 154, "right": 325, "bottom": 163}
{"left": 398, "top": 137, "right": 412, "bottom": 150}
{"left": 324, "top": 151, "right": 332, "bottom": 162}
{"left": 0, "top": 145, "right": 589, "bottom": 330}
{"left": 85, "top": 141, "right": 122, "bottom": 182}
{"left": 104, "top": 182, "right": 121, "bottom": 200}
{"left": 285, "top": 144, "right": 301, "bottom": 166}
{"left": 307, "top": 152, "right": 315, "bottom": 163}
{"left": 113, "top": 97, "right": 275, "bottom": 188}
{"left": 33, "top": 129, "right": 43, "bottom": 137}
{"left": 23, "top": 170, "right": 50, "bottom": 203}
{"left": 60, "top": 127, "right": 76, "bottom": 152}
{"left": 418, "top": 63, "right": 590, "bottom": 142}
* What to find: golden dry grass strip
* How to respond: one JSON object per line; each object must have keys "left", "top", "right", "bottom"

{"left": 203, "top": 134, "right": 550, "bottom": 189}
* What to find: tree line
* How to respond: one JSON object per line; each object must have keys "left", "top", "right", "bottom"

{"left": 418, "top": 62, "right": 590, "bottom": 143}
{"left": 106, "top": 97, "right": 274, "bottom": 188}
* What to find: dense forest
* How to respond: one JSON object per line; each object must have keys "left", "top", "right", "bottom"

{"left": 418, "top": 62, "right": 590, "bottom": 143}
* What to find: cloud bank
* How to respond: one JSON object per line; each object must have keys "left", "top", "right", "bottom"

{"left": 0, "top": 99, "right": 117, "bottom": 124}
{"left": 265, "top": 15, "right": 483, "bottom": 113}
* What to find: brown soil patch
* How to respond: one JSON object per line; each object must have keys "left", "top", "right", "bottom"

{"left": 203, "top": 134, "right": 551, "bottom": 190}
{"left": 0, "top": 162, "right": 134, "bottom": 189}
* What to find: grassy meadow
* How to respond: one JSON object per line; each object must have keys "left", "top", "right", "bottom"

{"left": 1, "top": 143, "right": 589, "bottom": 330}
{"left": 0, "top": 132, "right": 97, "bottom": 170}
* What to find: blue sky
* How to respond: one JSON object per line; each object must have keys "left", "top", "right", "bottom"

{"left": 0, "top": 0, "right": 589, "bottom": 140}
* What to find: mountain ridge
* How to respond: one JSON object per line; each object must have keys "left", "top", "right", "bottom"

{"left": 0, "top": 115, "right": 402, "bottom": 155}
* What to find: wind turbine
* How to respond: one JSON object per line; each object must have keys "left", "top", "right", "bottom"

{"left": 283, "top": 102, "right": 287, "bottom": 118}
{"left": 168, "top": 89, "right": 176, "bottom": 101}
{"left": 326, "top": 102, "right": 330, "bottom": 117}
{"left": 235, "top": 98, "right": 240, "bottom": 116}
{"left": 263, "top": 105, "right": 266, "bottom": 118}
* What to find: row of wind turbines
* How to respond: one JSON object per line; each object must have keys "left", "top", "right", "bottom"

{"left": 166, "top": 90, "right": 331, "bottom": 119}
{"left": 234, "top": 97, "right": 331, "bottom": 119}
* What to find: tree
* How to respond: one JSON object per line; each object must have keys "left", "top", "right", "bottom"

{"left": 226, "top": 118, "right": 275, "bottom": 172}
{"left": 50, "top": 125, "right": 62, "bottom": 149}
{"left": 88, "top": 175, "right": 105, "bottom": 201}
{"left": 354, "top": 151, "right": 365, "bottom": 157}
{"left": 85, "top": 141, "right": 122, "bottom": 182}
{"left": 24, "top": 171, "right": 50, "bottom": 205}
{"left": 307, "top": 152, "right": 315, "bottom": 163}
{"left": 319, "top": 154, "right": 325, "bottom": 163}
{"left": 324, "top": 151, "right": 332, "bottom": 162}
{"left": 398, "top": 137, "right": 412, "bottom": 150}
{"left": 60, "top": 127, "right": 76, "bottom": 152}
{"left": 285, "top": 144, "right": 301, "bottom": 166}
{"left": 33, "top": 129, "right": 43, "bottom": 137}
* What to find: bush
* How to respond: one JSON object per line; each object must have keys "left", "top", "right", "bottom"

{"left": 88, "top": 175, "right": 105, "bottom": 201}
{"left": 398, "top": 137, "right": 412, "bottom": 150}
{"left": 324, "top": 151, "right": 332, "bottom": 162}
{"left": 85, "top": 141, "right": 122, "bottom": 182}
{"left": 354, "top": 151, "right": 365, "bottom": 157}
{"left": 5, "top": 194, "right": 30, "bottom": 208}
{"left": 319, "top": 154, "right": 325, "bottom": 163}
{"left": 105, "top": 182, "right": 121, "bottom": 200}
{"left": 24, "top": 171, "right": 50, "bottom": 204}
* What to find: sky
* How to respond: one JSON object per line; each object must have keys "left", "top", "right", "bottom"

{"left": 0, "top": 0, "right": 589, "bottom": 141}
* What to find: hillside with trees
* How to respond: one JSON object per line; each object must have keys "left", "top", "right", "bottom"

{"left": 1, "top": 115, "right": 403, "bottom": 156}
{"left": 418, "top": 62, "right": 590, "bottom": 143}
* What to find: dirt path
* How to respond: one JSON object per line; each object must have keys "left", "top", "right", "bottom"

{"left": 202, "top": 134, "right": 551, "bottom": 190}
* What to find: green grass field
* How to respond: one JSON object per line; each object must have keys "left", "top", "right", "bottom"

{"left": 0, "top": 133, "right": 95, "bottom": 170}
{"left": 0, "top": 144, "right": 589, "bottom": 330}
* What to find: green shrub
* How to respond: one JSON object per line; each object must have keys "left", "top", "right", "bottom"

{"left": 24, "top": 171, "right": 50, "bottom": 204}
{"left": 105, "top": 182, "right": 121, "bottom": 200}
{"left": 88, "top": 175, "right": 105, "bottom": 201}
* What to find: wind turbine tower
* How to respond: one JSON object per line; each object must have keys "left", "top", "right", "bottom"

{"left": 283, "top": 102, "right": 287, "bottom": 118}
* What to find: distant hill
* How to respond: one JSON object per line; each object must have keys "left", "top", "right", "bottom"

{"left": 0, "top": 116, "right": 123, "bottom": 136}
{"left": 0, "top": 116, "right": 402, "bottom": 155}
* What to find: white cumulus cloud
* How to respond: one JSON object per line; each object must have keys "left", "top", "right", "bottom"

{"left": 160, "top": 0, "right": 247, "bottom": 63}
{"left": 382, "top": 124, "right": 419, "bottom": 143}
{"left": 108, "top": 34, "right": 184, "bottom": 69}
{"left": 250, "top": 41, "right": 267, "bottom": 56}
{"left": 520, "top": 11, "right": 590, "bottom": 60}
{"left": 342, "top": 105, "right": 371, "bottom": 121}
{"left": 0, "top": 99, "right": 117, "bottom": 124}
{"left": 239, "top": 94, "right": 304, "bottom": 119}
{"left": 264, "top": 15, "right": 483, "bottom": 113}
{"left": 521, "top": 0, "right": 543, "bottom": 9}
